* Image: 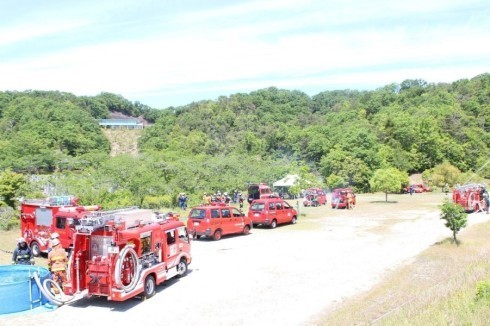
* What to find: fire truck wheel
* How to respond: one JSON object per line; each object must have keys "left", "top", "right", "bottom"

{"left": 291, "top": 216, "right": 297, "bottom": 224}
{"left": 213, "top": 230, "right": 222, "bottom": 241}
{"left": 177, "top": 258, "right": 188, "bottom": 277}
{"left": 243, "top": 225, "right": 250, "bottom": 235}
{"left": 30, "top": 241, "right": 41, "bottom": 257}
{"left": 270, "top": 219, "right": 277, "bottom": 229}
{"left": 143, "top": 275, "right": 156, "bottom": 299}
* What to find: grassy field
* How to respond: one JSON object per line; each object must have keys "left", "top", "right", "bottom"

{"left": 316, "top": 215, "right": 490, "bottom": 325}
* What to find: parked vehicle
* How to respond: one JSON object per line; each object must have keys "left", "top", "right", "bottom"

{"left": 402, "top": 183, "right": 431, "bottom": 193}
{"left": 186, "top": 205, "right": 252, "bottom": 240}
{"left": 20, "top": 196, "right": 101, "bottom": 256}
{"left": 247, "top": 183, "right": 273, "bottom": 204}
{"left": 248, "top": 197, "right": 298, "bottom": 228}
{"left": 53, "top": 207, "right": 191, "bottom": 302}
{"left": 303, "top": 188, "right": 327, "bottom": 207}
{"left": 452, "top": 183, "right": 485, "bottom": 212}
{"left": 331, "top": 188, "right": 356, "bottom": 209}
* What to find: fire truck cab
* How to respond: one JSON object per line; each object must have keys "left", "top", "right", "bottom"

{"left": 61, "top": 208, "right": 192, "bottom": 302}
{"left": 20, "top": 196, "right": 100, "bottom": 256}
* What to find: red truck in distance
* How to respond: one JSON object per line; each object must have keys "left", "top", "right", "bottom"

{"left": 20, "top": 196, "right": 101, "bottom": 256}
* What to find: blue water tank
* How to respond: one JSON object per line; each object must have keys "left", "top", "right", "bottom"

{"left": 0, "top": 265, "right": 50, "bottom": 315}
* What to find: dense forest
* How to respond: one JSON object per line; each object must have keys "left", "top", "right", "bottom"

{"left": 0, "top": 73, "right": 489, "bottom": 210}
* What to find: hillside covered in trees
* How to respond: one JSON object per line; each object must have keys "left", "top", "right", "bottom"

{"left": 0, "top": 73, "right": 489, "bottom": 208}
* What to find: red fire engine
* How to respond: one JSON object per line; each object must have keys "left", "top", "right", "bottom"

{"left": 331, "top": 188, "right": 356, "bottom": 209}
{"left": 52, "top": 208, "right": 191, "bottom": 302}
{"left": 20, "top": 196, "right": 100, "bottom": 256}
{"left": 452, "top": 184, "right": 485, "bottom": 212}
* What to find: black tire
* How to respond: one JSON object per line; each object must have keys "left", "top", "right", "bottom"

{"left": 213, "top": 229, "right": 222, "bottom": 241}
{"left": 291, "top": 216, "right": 297, "bottom": 224}
{"left": 193, "top": 233, "right": 201, "bottom": 240}
{"left": 143, "top": 275, "right": 156, "bottom": 299}
{"left": 270, "top": 219, "right": 277, "bottom": 229}
{"left": 243, "top": 225, "right": 250, "bottom": 235}
{"left": 177, "top": 258, "right": 188, "bottom": 278}
{"left": 30, "top": 241, "right": 41, "bottom": 257}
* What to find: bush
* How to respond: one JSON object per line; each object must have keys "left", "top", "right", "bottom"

{"left": 476, "top": 281, "right": 490, "bottom": 303}
{"left": 0, "top": 206, "right": 17, "bottom": 231}
{"left": 142, "top": 195, "right": 174, "bottom": 209}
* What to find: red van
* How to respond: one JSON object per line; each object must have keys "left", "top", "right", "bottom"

{"left": 247, "top": 183, "right": 273, "bottom": 204}
{"left": 248, "top": 197, "right": 298, "bottom": 228}
{"left": 186, "top": 205, "right": 252, "bottom": 240}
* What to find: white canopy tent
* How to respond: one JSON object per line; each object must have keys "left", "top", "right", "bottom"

{"left": 273, "top": 174, "right": 301, "bottom": 187}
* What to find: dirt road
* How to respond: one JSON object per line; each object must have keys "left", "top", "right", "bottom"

{"left": 3, "top": 192, "right": 488, "bottom": 325}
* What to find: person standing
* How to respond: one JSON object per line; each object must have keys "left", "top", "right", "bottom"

{"left": 182, "top": 193, "right": 188, "bottom": 210}
{"left": 239, "top": 192, "right": 244, "bottom": 209}
{"left": 48, "top": 238, "right": 68, "bottom": 292}
{"left": 12, "top": 237, "right": 34, "bottom": 265}
{"left": 481, "top": 186, "right": 489, "bottom": 214}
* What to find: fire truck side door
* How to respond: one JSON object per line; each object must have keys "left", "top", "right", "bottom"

{"left": 220, "top": 208, "right": 232, "bottom": 234}
{"left": 210, "top": 208, "right": 221, "bottom": 234}
{"left": 164, "top": 230, "right": 179, "bottom": 265}
{"left": 231, "top": 208, "right": 244, "bottom": 232}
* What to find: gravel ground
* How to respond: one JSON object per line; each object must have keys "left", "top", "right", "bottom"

{"left": 2, "top": 193, "right": 488, "bottom": 326}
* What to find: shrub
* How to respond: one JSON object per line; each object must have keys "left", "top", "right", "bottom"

{"left": 475, "top": 281, "right": 490, "bottom": 303}
{"left": 0, "top": 206, "right": 16, "bottom": 231}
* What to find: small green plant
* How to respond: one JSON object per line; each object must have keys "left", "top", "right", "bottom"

{"left": 440, "top": 199, "right": 467, "bottom": 245}
{"left": 475, "top": 281, "right": 490, "bottom": 302}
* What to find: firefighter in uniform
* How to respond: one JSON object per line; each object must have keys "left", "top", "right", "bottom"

{"left": 48, "top": 238, "right": 68, "bottom": 292}
{"left": 12, "top": 237, "right": 34, "bottom": 265}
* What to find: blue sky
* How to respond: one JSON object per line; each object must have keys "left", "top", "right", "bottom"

{"left": 1, "top": 0, "right": 489, "bottom": 108}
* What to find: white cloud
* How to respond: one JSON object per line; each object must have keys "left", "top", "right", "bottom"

{"left": 0, "top": 0, "right": 489, "bottom": 107}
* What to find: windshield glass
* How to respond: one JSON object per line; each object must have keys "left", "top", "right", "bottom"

{"left": 189, "top": 209, "right": 206, "bottom": 219}
{"left": 250, "top": 202, "right": 265, "bottom": 211}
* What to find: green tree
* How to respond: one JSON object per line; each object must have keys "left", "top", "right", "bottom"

{"left": 427, "top": 161, "right": 462, "bottom": 190}
{"left": 326, "top": 174, "right": 346, "bottom": 189}
{"left": 0, "top": 169, "right": 26, "bottom": 207}
{"left": 369, "top": 167, "right": 408, "bottom": 202}
{"left": 440, "top": 200, "right": 467, "bottom": 244}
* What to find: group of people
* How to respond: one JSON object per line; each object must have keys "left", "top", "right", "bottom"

{"left": 202, "top": 191, "right": 245, "bottom": 208}
{"left": 12, "top": 232, "right": 68, "bottom": 293}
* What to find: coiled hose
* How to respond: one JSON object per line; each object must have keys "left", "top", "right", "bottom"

{"left": 113, "top": 245, "right": 142, "bottom": 293}
{"left": 32, "top": 271, "right": 74, "bottom": 306}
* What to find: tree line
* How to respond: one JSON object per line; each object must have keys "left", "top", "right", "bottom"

{"left": 0, "top": 73, "right": 489, "bottom": 211}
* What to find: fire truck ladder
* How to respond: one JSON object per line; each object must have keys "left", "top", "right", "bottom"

{"left": 76, "top": 206, "right": 140, "bottom": 233}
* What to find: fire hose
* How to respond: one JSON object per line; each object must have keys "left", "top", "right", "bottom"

{"left": 114, "top": 245, "right": 142, "bottom": 293}
{"left": 32, "top": 271, "right": 74, "bottom": 306}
